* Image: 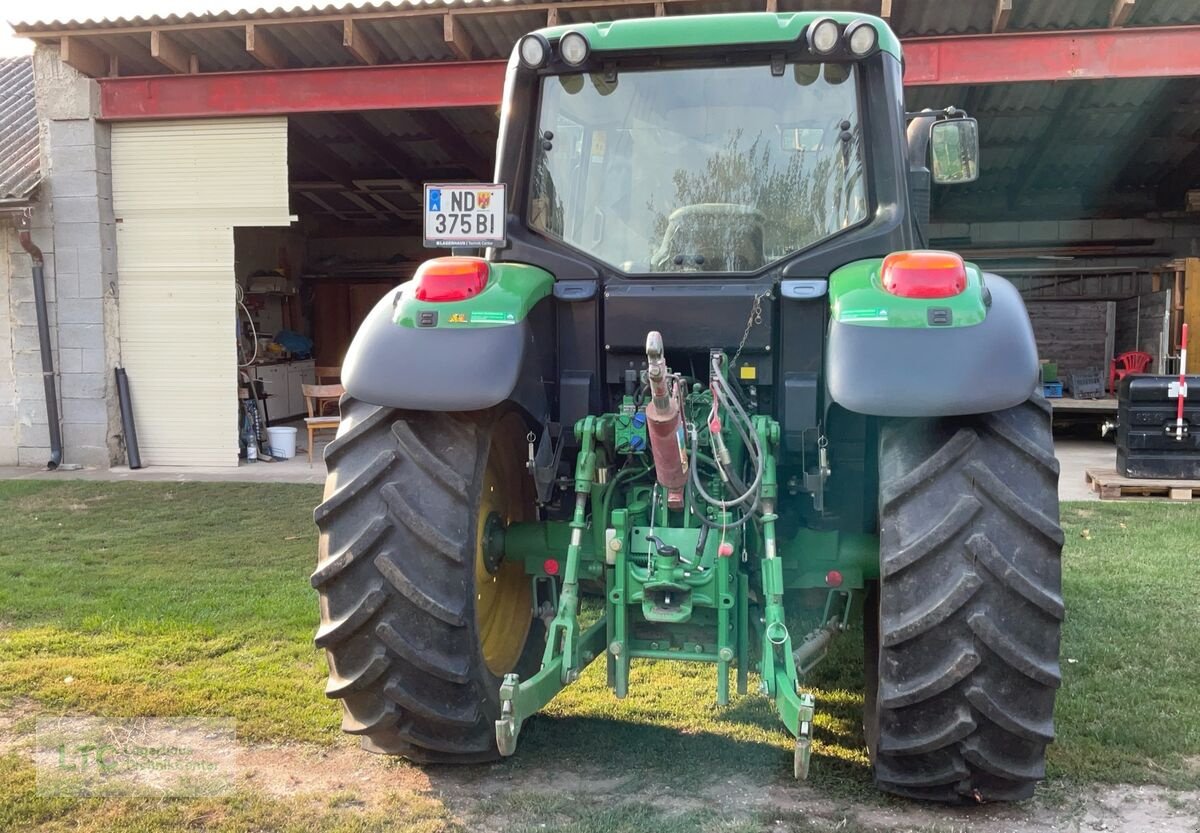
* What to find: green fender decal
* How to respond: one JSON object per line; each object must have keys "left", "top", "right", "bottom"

{"left": 394, "top": 262, "right": 554, "bottom": 329}
{"left": 536, "top": 12, "right": 902, "bottom": 62}
{"left": 829, "top": 256, "right": 988, "bottom": 329}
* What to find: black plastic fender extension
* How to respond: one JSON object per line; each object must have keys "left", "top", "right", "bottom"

{"left": 825, "top": 273, "right": 1039, "bottom": 417}
{"left": 342, "top": 290, "right": 551, "bottom": 420}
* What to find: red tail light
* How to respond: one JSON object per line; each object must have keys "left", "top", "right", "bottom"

{"left": 413, "top": 257, "right": 490, "bottom": 302}
{"left": 881, "top": 251, "right": 967, "bottom": 299}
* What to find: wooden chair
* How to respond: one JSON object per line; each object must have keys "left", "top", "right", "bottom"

{"left": 314, "top": 367, "right": 342, "bottom": 415}
{"left": 303, "top": 383, "right": 344, "bottom": 464}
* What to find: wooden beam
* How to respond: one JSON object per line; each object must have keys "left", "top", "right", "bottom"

{"left": 108, "top": 53, "right": 120, "bottom": 78}
{"left": 1184, "top": 258, "right": 1200, "bottom": 373}
{"left": 880, "top": 0, "right": 893, "bottom": 22}
{"left": 992, "top": 0, "right": 1012, "bottom": 32}
{"left": 410, "top": 110, "right": 492, "bottom": 180}
{"left": 60, "top": 35, "right": 109, "bottom": 78}
{"left": 443, "top": 14, "right": 473, "bottom": 60}
{"left": 342, "top": 18, "right": 379, "bottom": 65}
{"left": 1110, "top": 0, "right": 1136, "bottom": 27}
{"left": 246, "top": 23, "right": 287, "bottom": 69}
{"left": 654, "top": 3, "right": 665, "bottom": 16}
{"left": 546, "top": 7, "right": 559, "bottom": 26}
{"left": 765, "top": 0, "right": 778, "bottom": 12}
{"left": 150, "top": 30, "right": 192, "bottom": 74}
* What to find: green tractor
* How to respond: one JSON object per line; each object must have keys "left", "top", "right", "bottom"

{"left": 313, "top": 11, "right": 1062, "bottom": 803}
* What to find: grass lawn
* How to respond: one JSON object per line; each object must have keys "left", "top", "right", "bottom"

{"left": 2, "top": 481, "right": 1200, "bottom": 831}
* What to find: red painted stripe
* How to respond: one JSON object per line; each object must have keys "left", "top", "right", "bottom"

{"left": 903, "top": 26, "right": 1200, "bottom": 86}
{"left": 100, "top": 60, "right": 509, "bottom": 120}
{"left": 99, "top": 25, "right": 1200, "bottom": 120}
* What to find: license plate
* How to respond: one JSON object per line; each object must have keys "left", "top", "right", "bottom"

{"left": 423, "top": 183, "right": 506, "bottom": 248}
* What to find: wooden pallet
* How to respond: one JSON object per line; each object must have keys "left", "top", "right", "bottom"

{"left": 1085, "top": 468, "right": 1200, "bottom": 500}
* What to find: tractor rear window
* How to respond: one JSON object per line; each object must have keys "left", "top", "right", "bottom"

{"left": 530, "top": 61, "right": 867, "bottom": 274}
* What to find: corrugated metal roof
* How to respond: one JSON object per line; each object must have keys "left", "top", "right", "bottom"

{"left": 12, "top": 1, "right": 547, "bottom": 31}
{"left": 0, "top": 57, "right": 40, "bottom": 201}
{"left": 19, "top": 0, "right": 1198, "bottom": 34}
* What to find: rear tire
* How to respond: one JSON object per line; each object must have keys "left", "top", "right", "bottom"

{"left": 869, "top": 394, "right": 1063, "bottom": 802}
{"left": 312, "top": 398, "right": 541, "bottom": 762}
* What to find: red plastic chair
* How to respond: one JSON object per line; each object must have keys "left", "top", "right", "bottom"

{"left": 1108, "top": 351, "right": 1153, "bottom": 393}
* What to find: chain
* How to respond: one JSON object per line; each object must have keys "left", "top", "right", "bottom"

{"left": 730, "top": 290, "right": 772, "bottom": 369}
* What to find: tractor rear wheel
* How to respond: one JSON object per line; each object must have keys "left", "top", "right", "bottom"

{"left": 312, "top": 399, "right": 541, "bottom": 762}
{"left": 868, "top": 394, "right": 1063, "bottom": 802}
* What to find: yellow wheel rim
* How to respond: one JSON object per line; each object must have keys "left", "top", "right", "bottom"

{"left": 475, "top": 413, "right": 533, "bottom": 676}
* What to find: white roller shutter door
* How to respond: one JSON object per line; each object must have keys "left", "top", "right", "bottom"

{"left": 111, "top": 117, "right": 290, "bottom": 466}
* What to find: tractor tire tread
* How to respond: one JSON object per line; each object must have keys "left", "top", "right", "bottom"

{"left": 313, "top": 398, "right": 528, "bottom": 763}
{"left": 872, "top": 395, "right": 1062, "bottom": 804}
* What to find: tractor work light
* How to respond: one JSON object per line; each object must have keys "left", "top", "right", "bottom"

{"left": 558, "top": 31, "right": 590, "bottom": 66}
{"left": 807, "top": 18, "right": 840, "bottom": 56}
{"left": 413, "top": 257, "right": 490, "bottom": 302}
{"left": 880, "top": 250, "right": 968, "bottom": 299}
{"left": 845, "top": 20, "right": 878, "bottom": 56}
{"left": 518, "top": 34, "right": 550, "bottom": 69}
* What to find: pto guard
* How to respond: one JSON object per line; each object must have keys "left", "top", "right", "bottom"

{"left": 341, "top": 279, "right": 552, "bottom": 418}
{"left": 826, "top": 273, "right": 1039, "bottom": 417}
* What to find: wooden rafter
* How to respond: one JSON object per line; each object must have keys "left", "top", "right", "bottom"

{"left": 443, "top": 14, "right": 473, "bottom": 60}
{"left": 1110, "top": 0, "right": 1136, "bottom": 28}
{"left": 879, "top": 0, "right": 893, "bottom": 22}
{"left": 150, "top": 30, "right": 192, "bottom": 74}
{"left": 246, "top": 23, "right": 287, "bottom": 69}
{"left": 60, "top": 35, "right": 110, "bottom": 78}
{"left": 342, "top": 18, "right": 379, "bottom": 65}
{"left": 992, "top": 0, "right": 1013, "bottom": 33}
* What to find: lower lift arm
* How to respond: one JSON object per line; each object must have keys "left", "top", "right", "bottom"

{"left": 496, "top": 416, "right": 607, "bottom": 756}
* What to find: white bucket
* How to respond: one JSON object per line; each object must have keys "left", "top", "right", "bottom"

{"left": 267, "top": 426, "right": 298, "bottom": 459}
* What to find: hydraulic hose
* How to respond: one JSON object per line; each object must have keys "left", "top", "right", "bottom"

{"left": 690, "top": 355, "right": 763, "bottom": 512}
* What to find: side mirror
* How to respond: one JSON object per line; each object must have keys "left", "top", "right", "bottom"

{"left": 929, "top": 118, "right": 979, "bottom": 184}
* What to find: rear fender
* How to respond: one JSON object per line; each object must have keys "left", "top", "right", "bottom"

{"left": 342, "top": 261, "right": 554, "bottom": 419}
{"left": 825, "top": 256, "right": 1038, "bottom": 417}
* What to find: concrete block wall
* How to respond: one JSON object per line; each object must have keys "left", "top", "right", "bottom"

{"left": 0, "top": 232, "right": 17, "bottom": 464}
{"left": 0, "top": 48, "right": 122, "bottom": 468}
{"left": 45, "top": 110, "right": 120, "bottom": 467}
{"left": 3, "top": 207, "right": 61, "bottom": 467}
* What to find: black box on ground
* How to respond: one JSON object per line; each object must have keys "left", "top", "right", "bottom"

{"left": 1117, "top": 374, "right": 1200, "bottom": 479}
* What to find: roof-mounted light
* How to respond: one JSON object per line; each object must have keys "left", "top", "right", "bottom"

{"left": 518, "top": 33, "right": 550, "bottom": 69}
{"left": 559, "top": 30, "right": 590, "bottom": 66}
{"left": 807, "top": 18, "right": 840, "bottom": 56}
{"left": 845, "top": 20, "right": 878, "bottom": 56}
